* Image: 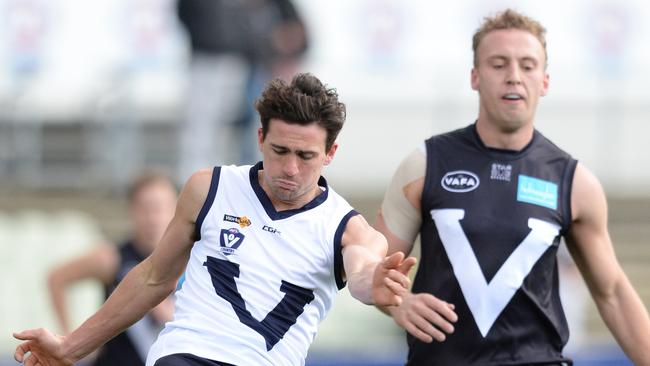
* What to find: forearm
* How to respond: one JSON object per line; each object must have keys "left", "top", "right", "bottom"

{"left": 347, "top": 259, "right": 381, "bottom": 305}
{"left": 62, "top": 260, "right": 176, "bottom": 361}
{"left": 596, "top": 279, "right": 650, "bottom": 365}
{"left": 48, "top": 276, "right": 71, "bottom": 334}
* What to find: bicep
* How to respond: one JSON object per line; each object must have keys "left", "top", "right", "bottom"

{"left": 144, "top": 169, "right": 213, "bottom": 286}
{"left": 376, "top": 211, "right": 415, "bottom": 256}
{"left": 376, "top": 148, "right": 425, "bottom": 255}
{"left": 341, "top": 215, "right": 387, "bottom": 278}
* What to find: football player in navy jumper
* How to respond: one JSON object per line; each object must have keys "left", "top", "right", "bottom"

{"left": 375, "top": 8, "right": 650, "bottom": 366}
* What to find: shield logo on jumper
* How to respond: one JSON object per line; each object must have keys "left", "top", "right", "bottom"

{"left": 220, "top": 228, "right": 245, "bottom": 256}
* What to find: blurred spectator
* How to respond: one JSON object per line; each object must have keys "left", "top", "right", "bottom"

{"left": 47, "top": 171, "right": 178, "bottom": 366}
{"left": 175, "top": 0, "right": 308, "bottom": 181}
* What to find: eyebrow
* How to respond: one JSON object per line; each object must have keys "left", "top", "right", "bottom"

{"left": 270, "top": 144, "right": 289, "bottom": 150}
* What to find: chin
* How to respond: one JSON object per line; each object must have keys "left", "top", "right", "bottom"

{"left": 498, "top": 117, "right": 529, "bottom": 133}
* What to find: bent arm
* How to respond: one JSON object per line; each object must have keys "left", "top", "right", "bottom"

{"left": 58, "top": 170, "right": 212, "bottom": 362}
{"left": 376, "top": 147, "right": 426, "bottom": 256}
{"left": 48, "top": 244, "right": 119, "bottom": 334}
{"left": 567, "top": 163, "right": 650, "bottom": 365}
{"left": 374, "top": 148, "right": 425, "bottom": 313}
{"left": 373, "top": 147, "right": 457, "bottom": 341}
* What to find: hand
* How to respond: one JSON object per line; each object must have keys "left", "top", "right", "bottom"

{"left": 13, "top": 328, "right": 74, "bottom": 366}
{"left": 372, "top": 252, "right": 417, "bottom": 306}
{"left": 389, "top": 292, "right": 457, "bottom": 342}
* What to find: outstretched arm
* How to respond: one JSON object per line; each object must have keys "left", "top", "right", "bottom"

{"left": 14, "top": 169, "right": 213, "bottom": 365}
{"left": 567, "top": 163, "right": 650, "bottom": 365}
{"left": 341, "top": 214, "right": 417, "bottom": 306}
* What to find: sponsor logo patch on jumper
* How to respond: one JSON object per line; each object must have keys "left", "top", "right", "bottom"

{"left": 441, "top": 171, "right": 480, "bottom": 193}
{"left": 223, "top": 214, "right": 251, "bottom": 228}
{"left": 219, "top": 228, "right": 245, "bottom": 256}
{"left": 262, "top": 225, "right": 281, "bottom": 235}
{"left": 517, "top": 175, "right": 558, "bottom": 210}
{"left": 490, "top": 163, "right": 512, "bottom": 182}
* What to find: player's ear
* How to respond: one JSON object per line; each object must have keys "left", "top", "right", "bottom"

{"left": 257, "top": 128, "right": 264, "bottom": 151}
{"left": 324, "top": 143, "right": 338, "bottom": 166}
{"left": 471, "top": 68, "right": 479, "bottom": 91}
{"left": 540, "top": 73, "right": 549, "bottom": 96}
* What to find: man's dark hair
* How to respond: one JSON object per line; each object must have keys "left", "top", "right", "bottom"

{"left": 255, "top": 73, "right": 346, "bottom": 151}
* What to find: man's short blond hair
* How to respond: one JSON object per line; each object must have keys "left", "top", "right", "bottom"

{"left": 472, "top": 9, "right": 547, "bottom": 67}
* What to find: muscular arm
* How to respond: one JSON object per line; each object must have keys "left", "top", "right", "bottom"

{"left": 341, "top": 214, "right": 416, "bottom": 306}
{"left": 374, "top": 147, "right": 457, "bottom": 342}
{"left": 376, "top": 148, "right": 426, "bottom": 256}
{"left": 567, "top": 163, "right": 650, "bottom": 365}
{"left": 15, "top": 169, "right": 213, "bottom": 365}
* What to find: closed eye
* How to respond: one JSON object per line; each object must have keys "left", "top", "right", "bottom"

{"left": 297, "top": 151, "right": 316, "bottom": 160}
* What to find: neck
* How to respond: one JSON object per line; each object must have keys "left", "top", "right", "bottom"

{"left": 475, "top": 118, "right": 534, "bottom": 151}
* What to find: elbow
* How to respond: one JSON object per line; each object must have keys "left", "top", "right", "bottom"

{"left": 141, "top": 262, "right": 179, "bottom": 299}
{"left": 161, "top": 280, "right": 178, "bottom": 298}
{"left": 48, "top": 271, "right": 65, "bottom": 293}
{"left": 591, "top": 271, "right": 628, "bottom": 307}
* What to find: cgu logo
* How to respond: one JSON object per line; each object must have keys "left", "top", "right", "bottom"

{"left": 441, "top": 170, "right": 480, "bottom": 193}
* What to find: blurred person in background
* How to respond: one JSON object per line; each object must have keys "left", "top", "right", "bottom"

{"left": 14, "top": 73, "right": 416, "bottom": 366}
{"left": 176, "top": 0, "right": 308, "bottom": 181}
{"left": 375, "top": 8, "right": 650, "bottom": 365}
{"left": 47, "top": 172, "right": 178, "bottom": 366}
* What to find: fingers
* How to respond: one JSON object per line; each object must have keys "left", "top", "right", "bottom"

{"left": 13, "top": 329, "right": 39, "bottom": 341}
{"left": 397, "top": 256, "right": 417, "bottom": 275}
{"left": 14, "top": 342, "right": 30, "bottom": 362}
{"left": 393, "top": 294, "right": 458, "bottom": 343}
{"left": 382, "top": 253, "right": 417, "bottom": 278}
{"left": 408, "top": 313, "right": 449, "bottom": 342}
{"left": 385, "top": 269, "right": 411, "bottom": 289}
{"left": 382, "top": 279, "right": 408, "bottom": 306}
{"left": 25, "top": 354, "right": 40, "bottom": 366}
{"left": 14, "top": 329, "right": 41, "bottom": 363}
{"left": 416, "top": 303, "right": 456, "bottom": 336}
{"left": 422, "top": 296, "right": 458, "bottom": 323}
{"left": 382, "top": 252, "right": 405, "bottom": 269}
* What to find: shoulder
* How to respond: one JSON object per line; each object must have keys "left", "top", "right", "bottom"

{"left": 533, "top": 129, "right": 574, "bottom": 159}
{"left": 178, "top": 168, "right": 217, "bottom": 220}
{"left": 571, "top": 162, "right": 607, "bottom": 224}
{"left": 389, "top": 146, "right": 426, "bottom": 206}
{"left": 342, "top": 214, "right": 383, "bottom": 246}
{"left": 426, "top": 124, "right": 474, "bottom": 146}
{"left": 397, "top": 146, "right": 426, "bottom": 177}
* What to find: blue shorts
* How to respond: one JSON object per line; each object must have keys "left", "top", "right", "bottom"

{"left": 153, "top": 353, "right": 235, "bottom": 366}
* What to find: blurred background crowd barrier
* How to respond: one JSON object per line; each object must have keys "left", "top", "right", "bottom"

{"left": 1, "top": 0, "right": 649, "bottom": 365}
